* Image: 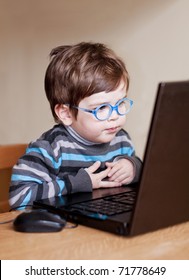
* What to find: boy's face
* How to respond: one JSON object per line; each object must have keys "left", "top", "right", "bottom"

{"left": 70, "top": 80, "right": 128, "bottom": 143}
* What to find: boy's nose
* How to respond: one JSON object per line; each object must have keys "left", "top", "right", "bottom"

{"left": 108, "top": 108, "right": 119, "bottom": 121}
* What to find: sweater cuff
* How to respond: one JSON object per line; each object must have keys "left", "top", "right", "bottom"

{"left": 70, "top": 168, "right": 93, "bottom": 193}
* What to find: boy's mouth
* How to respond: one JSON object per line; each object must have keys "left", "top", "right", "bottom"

{"left": 105, "top": 126, "right": 119, "bottom": 133}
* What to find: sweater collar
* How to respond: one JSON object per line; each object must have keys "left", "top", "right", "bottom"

{"left": 65, "top": 126, "right": 103, "bottom": 146}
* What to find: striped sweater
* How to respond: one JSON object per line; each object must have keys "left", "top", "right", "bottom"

{"left": 9, "top": 124, "right": 142, "bottom": 209}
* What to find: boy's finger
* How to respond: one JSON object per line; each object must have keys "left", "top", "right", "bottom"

{"left": 105, "top": 161, "right": 116, "bottom": 168}
{"left": 107, "top": 165, "right": 120, "bottom": 177}
{"left": 100, "top": 180, "right": 122, "bottom": 188}
{"left": 85, "top": 161, "right": 101, "bottom": 174}
{"left": 98, "top": 167, "right": 112, "bottom": 179}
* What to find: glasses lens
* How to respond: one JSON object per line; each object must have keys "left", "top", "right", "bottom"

{"left": 96, "top": 104, "right": 111, "bottom": 120}
{"left": 118, "top": 99, "right": 132, "bottom": 115}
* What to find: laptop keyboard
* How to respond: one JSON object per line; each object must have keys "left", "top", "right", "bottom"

{"left": 71, "top": 190, "right": 136, "bottom": 216}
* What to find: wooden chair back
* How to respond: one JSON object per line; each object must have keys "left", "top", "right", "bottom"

{"left": 0, "top": 144, "right": 27, "bottom": 212}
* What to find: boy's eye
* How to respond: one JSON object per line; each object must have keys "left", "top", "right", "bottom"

{"left": 98, "top": 105, "right": 108, "bottom": 111}
{"left": 119, "top": 100, "right": 126, "bottom": 108}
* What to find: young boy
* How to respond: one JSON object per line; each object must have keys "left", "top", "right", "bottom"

{"left": 9, "top": 42, "right": 142, "bottom": 209}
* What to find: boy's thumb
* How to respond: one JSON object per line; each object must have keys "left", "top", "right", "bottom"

{"left": 85, "top": 161, "right": 101, "bottom": 174}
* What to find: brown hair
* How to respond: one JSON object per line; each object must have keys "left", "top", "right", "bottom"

{"left": 44, "top": 42, "right": 129, "bottom": 122}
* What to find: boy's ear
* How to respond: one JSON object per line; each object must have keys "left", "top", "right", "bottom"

{"left": 54, "top": 104, "right": 73, "bottom": 126}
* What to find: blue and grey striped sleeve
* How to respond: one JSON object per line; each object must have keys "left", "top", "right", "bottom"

{"left": 9, "top": 140, "right": 92, "bottom": 209}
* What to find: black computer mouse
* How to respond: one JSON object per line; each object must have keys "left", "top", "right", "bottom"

{"left": 13, "top": 209, "right": 66, "bottom": 232}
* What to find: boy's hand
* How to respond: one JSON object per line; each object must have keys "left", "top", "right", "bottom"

{"left": 85, "top": 161, "right": 122, "bottom": 189}
{"left": 105, "top": 158, "right": 134, "bottom": 185}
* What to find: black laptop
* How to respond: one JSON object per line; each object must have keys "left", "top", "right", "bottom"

{"left": 34, "top": 80, "right": 189, "bottom": 236}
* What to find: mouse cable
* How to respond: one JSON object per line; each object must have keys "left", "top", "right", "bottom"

{"left": 0, "top": 218, "right": 15, "bottom": 224}
{"left": 0, "top": 205, "right": 34, "bottom": 225}
{"left": 65, "top": 222, "right": 78, "bottom": 229}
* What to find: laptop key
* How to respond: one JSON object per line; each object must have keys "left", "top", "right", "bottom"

{"left": 71, "top": 196, "right": 134, "bottom": 216}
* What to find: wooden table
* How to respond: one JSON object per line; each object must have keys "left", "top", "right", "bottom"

{"left": 0, "top": 211, "right": 189, "bottom": 260}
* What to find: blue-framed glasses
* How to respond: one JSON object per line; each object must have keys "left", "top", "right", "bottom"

{"left": 71, "top": 97, "right": 133, "bottom": 121}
